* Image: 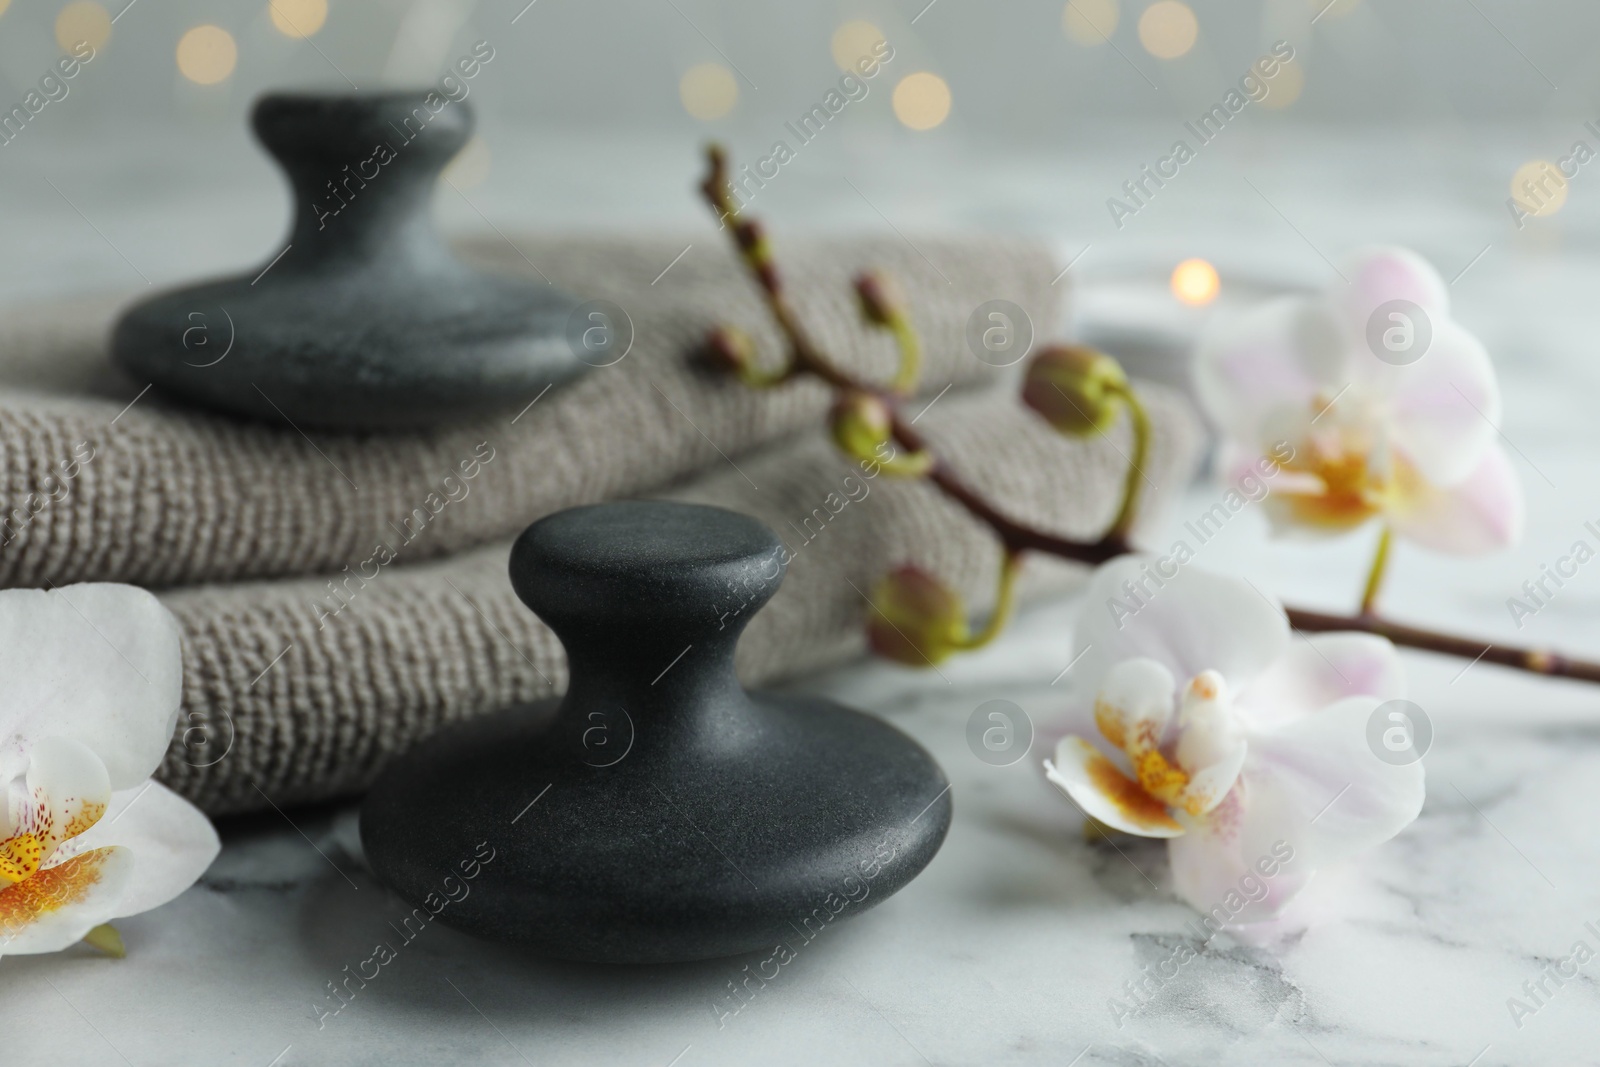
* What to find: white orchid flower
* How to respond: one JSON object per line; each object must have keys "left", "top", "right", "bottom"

{"left": 0, "top": 585, "right": 218, "bottom": 957}
{"left": 1045, "top": 558, "right": 1425, "bottom": 923}
{"left": 1194, "top": 246, "right": 1523, "bottom": 556}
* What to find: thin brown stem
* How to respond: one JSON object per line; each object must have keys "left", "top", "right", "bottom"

{"left": 1286, "top": 608, "right": 1600, "bottom": 685}
{"left": 887, "top": 408, "right": 1131, "bottom": 564}
{"left": 696, "top": 144, "right": 1600, "bottom": 687}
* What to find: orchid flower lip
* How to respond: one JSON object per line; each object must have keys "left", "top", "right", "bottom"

{"left": 0, "top": 583, "right": 220, "bottom": 958}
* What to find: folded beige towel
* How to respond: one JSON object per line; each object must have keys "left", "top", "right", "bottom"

{"left": 0, "top": 234, "right": 1058, "bottom": 589}
{"left": 0, "top": 234, "right": 1203, "bottom": 814}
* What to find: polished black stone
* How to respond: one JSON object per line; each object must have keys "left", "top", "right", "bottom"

{"left": 111, "top": 91, "right": 584, "bottom": 430}
{"left": 361, "top": 501, "right": 953, "bottom": 963}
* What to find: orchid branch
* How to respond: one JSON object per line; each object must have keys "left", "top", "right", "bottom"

{"left": 696, "top": 144, "right": 1600, "bottom": 687}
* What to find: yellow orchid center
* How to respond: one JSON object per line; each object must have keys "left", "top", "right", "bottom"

{"left": 0, "top": 848, "right": 119, "bottom": 940}
{"left": 0, "top": 777, "right": 110, "bottom": 929}
{"left": 1093, "top": 668, "right": 1242, "bottom": 821}
{"left": 1133, "top": 749, "right": 1190, "bottom": 805}
{"left": 0, "top": 833, "right": 44, "bottom": 885}
{"left": 1273, "top": 396, "right": 1402, "bottom": 530}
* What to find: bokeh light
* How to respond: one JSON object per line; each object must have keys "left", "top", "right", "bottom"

{"left": 679, "top": 63, "right": 738, "bottom": 121}
{"left": 1510, "top": 160, "right": 1567, "bottom": 218}
{"left": 0, "top": 1, "right": 13, "bottom": 20}
{"left": 892, "top": 72, "right": 952, "bottom": 131}
{"left": 268, "top": 0, "right": 328, "bottom": 39}
{"left": 1062, "top": 0, "right": 1118, "bottom": 46}
{"left": 1171, "top": 258, "right": 1220, "bottom": 306}
{"left": 55, "top": 2, "right": 112, "bottom": 52}
{"left": 1138, "top": 1, "right": 1197, "bottom": 59}
{"left": 830, "top": 20, "right": 887, "bottom": 71}
{"left": 177, "top": 25, "right": 238, "bottom": 85}
{"left": 1260, "top": 58, "right": 1304, "bottom": 110}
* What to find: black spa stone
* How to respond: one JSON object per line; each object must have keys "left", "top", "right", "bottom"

{"left": 111, "top": 91, "right": 585, "bottom": 430}
{"left": 360, "top": 501, "right": 953, "bottom": 964}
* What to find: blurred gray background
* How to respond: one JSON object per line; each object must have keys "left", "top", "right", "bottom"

{"left": 0, "top": 0, "right": 1592, "bottom": 374}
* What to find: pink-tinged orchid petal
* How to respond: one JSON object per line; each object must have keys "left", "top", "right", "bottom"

{"left": 61, "top": 781, "right": 220, "bottom": 917}
{"left": 1093, "top": 657, "right": 1176, "bottom": 757}
{"left": 1045, "top": 737, "right": 1185, "bottom": 838}
{"left": 1382, "top": 318, "right": 1500, "bottom": 486}
{"left": 0, "top": 585, "right": 183, "bottom": 790}
{"left": 1052, "top": 563, "right": 1423, "bottom": 926}
{"left": 1237, "top": 633, "right": 1406, "bottom": 728}
{"left": 1196, "top": 245, "right": 1516, "bottom": 558}
{"left": 0, "top": 846, "right": 132, "bottom": 956}
{"left": 1335, "top": 246, "right": 1451, "bottom": 340}
{"left": 1177, "top": 739, "right": 1248, "bottom": 817}
{"left": 1168, "top": 786, "right": 1314, "bottom": 924}
{"left": 1074, "top": 557, "right": 1290, "bottom": 701}
{"left": 1389, "top": 443, "right": 1524, "bottom": 555}
{"left": 1193, "top": 297, "right": 1349, "bottom": 450}
{"left": 1240, "top": 696, "right": 1425, "bottom": 870}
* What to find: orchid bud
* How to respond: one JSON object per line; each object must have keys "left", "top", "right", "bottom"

{"left": 706, "top": 325, "right": 757, "bottom": 376}
{"left": 734, "top": 217, "right": 768, "bottom": 258}
{"left": 855, "top": 271, "right": 906, "bottom": 327}
{"left": 867, "top": 565, "right": 969, "bottom": 667}
{"left": 830, "top": 390, "right": 893, "bottom": 463}
{"left": 1021, "top": 344, "right": 1128, "bottom": 436}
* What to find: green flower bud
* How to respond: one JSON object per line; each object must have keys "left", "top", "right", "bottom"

{"left": 705, "top": 325, "right": 758, "bottom": 376}
{"left": 1021, "top": 344, "right": 1128, "bottom": 436}
{"left": 866, "top": 565, "right": 969, "bottom": 667}
{"left": 854, "top": 271, "right": 906, "bottom": 327}
{"left": 830, "top": 390, "right": 893, "bottom": 464}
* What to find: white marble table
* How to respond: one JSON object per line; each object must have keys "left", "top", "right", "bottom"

{"left": 11, "top": 513, "right": 1600, "bottom": 1066}
{"left": 9, "top": 125, "right": 1600, "bottom": 1065}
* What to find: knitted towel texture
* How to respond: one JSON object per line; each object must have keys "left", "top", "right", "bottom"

{"left": 0, "top": 234, "right": 1201, "bottom": 813}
